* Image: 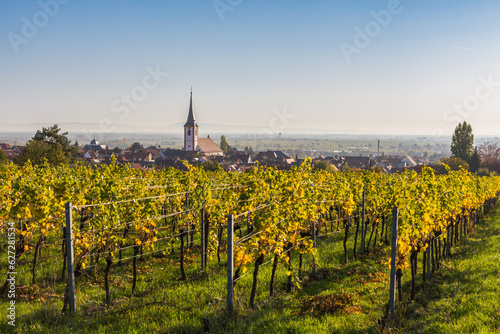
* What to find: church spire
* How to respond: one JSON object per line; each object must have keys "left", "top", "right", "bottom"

{"left": 184, "top": 88, "right": 197, "bottom": 128}
{"left": 183, "top": 88, "right": 199, "bottom": 152}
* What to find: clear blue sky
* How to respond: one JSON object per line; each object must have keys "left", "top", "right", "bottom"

{"left": 1, "top": 0, "right": 499, "bottom": 136}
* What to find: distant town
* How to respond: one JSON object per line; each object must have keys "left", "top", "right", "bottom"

{"left": 1, "top": 92, "right": 499, "bottom": 175}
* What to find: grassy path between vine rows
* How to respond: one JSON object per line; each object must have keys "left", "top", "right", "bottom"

{"left": 388, "top": 204, "right": 500, "bottom": 333}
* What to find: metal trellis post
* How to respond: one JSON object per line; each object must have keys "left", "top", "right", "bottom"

{"left": 65, "top": 202, "right": 76, "bottom": 312}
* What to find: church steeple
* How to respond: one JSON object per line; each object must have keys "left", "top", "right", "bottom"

{"left": 183, "top": 87, "right": 197, "bottom": 128}
{"left": 183, "top": 88, "right": 199, "bottom": 152}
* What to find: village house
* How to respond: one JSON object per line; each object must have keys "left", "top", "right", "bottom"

{"left": 254, "top": 150, "right": 295, "bottom": 169}
{"left": 0, "top": 143, "right": 21, "bottom": 162}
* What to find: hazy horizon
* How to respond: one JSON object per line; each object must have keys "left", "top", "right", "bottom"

{"left": 2, "top": 120, "right": 500, "bottom": 139}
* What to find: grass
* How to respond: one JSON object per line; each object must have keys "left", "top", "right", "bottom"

{"left": 386, "top": 204, "right": 500, "bottom": 333}
{"left": 2, "top": 204, "right": 500, "bottom": 333}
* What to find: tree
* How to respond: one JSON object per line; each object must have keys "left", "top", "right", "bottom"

{"left": 200, "top": 160, "right": 222, "bottom": 172}
{"left": 112, "top": 147, "right": 122, "bottom": 153}
{"left": 0, "top": 150, "right": 8, "bottom": 165}
{"left": 341, "top": 164, "right": 352, "bottom": 173}
{"left": 313, "top": 160, "right": 337, "bottom": 173}
{"left": 469, "top": 147, "right": 481, "bottom": 173}
{"left": 434, "top": 157, "right": 469, "bottom": 175}
{"left": 220, "top": 135, "right": 230, "bottom": 153}
{"left": 130, "top": 142, "right": 145, "bottom": 152}
{"left": 478, "top": 142, "right": 500, "bottom": 173}
{"left": 369, "top": 165, "right": 383, "bottom": 173}
{"left": 476, "top": 167, "right": 497, "bottom": 177}
{"left": 450, "top": 121, "right": 474, "bottom": 162}
{"left": 17, "top": 124, "right": 76, "bottom": 165}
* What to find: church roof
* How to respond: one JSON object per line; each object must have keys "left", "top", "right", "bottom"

{"left": 197, "top": 137, "right": 223, "bottom": 154}
{"left": 183, "top": 91, "right": 198, "bottom": 128}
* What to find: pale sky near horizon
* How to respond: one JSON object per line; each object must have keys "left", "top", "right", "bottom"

{"left": 1, "top": 0, "right": 499, "bottom": 136}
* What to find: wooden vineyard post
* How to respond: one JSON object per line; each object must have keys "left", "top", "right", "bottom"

{"left": 423, "top": 244, "right": 426, "bottom": 282}
{"left": 204, "top": 210, "right": 209, "bottom": 267}
{"left": 185, "top": 192, "right": 190, "bottom": 249}
{"left": 426, "top": 236, "right": 431, "bottom": 280}
{"left": 360, "top": 185, "right": 366, "bottom": 254}
{"left": 343, "top": 215, "right": 350, "bottom": 263}
{"left": 180, "top": 228, "right": 187, "bottom": 280}
{"left": 389, "top": 206, "right": 398, "bottom": 317}
{"left": 65, "top": 202, "right": 76, "bottom": 312}
{"left": 446, "top": 225, "right": 451, "bottom": 257}
{"left": 227, "top": 214, "right": 234, "bottom": 313}
{"left": 312, "top": 221, "right": 317, "bottom": 278}
{"left": 200, "top": 207, "right": 205, "bottom": 271}
{"left": 61, "top": 227, "right": 67, "bottom": 280}
{"left": 353, "top": 211, "right": 359, "bottom": 258}
{"left": 460, "top": 211, "right": 463, "bottom": 240}
{"left": 90, "top": 227, "right": 94, "bottom": 268}
{"left": 450, "top": 218, "right": 454, "bottom": 247}
{"left": 464, "top": 211, "right": 468, "bottom": 237}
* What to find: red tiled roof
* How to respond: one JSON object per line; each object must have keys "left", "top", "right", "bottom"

{"left": 123, "top": 152, "right": 151, "bottom": 161}
{"left": 2, "top": 150, "right": 17, "bottom": 158}
{"left": 130, "top": 163, "right": 146, "bottom": 170}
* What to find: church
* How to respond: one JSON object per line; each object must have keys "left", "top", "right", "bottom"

{"left": 183, "top": 90, "right": 224, "bottom": 156}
